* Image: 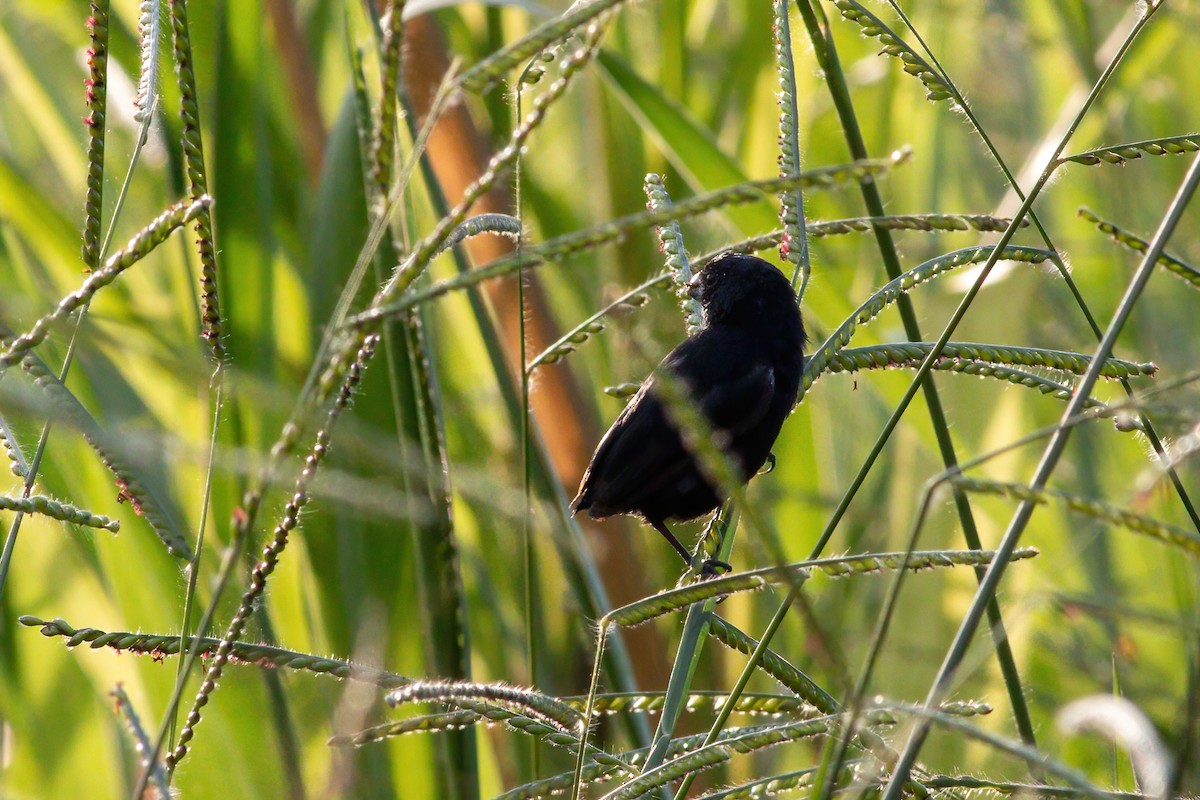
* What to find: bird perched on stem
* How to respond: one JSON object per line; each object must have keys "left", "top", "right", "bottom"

{"left": 571, "top": 253, "right": 806, "bottom": 574}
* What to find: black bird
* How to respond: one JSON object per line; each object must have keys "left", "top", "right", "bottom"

{"left": 571, "top": 253, "right": 807, "bottom": 572}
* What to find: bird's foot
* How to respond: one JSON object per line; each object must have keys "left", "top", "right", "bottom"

{"left": 699, "top": 558, "right": 732, "bottom": 579}
{"left": 757, "top": 452, "right": 776, "bottom": 475}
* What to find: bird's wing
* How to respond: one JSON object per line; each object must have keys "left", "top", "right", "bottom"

{"left": 571, "top": 381, "right": 683, "bottom": 515}
{"left": 573, "top": 331, "right": 776, "bottom": 516}
{"left": 664, "top": 330, "right": 777, "bottom": 434}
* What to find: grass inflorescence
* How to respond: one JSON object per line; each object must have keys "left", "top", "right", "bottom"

{"left": 1, "top": 2, "right": 1198, "bottom": 798}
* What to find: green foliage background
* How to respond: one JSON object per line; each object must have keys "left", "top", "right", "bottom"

{"left": 0, "top": 0, "right": 1198, "bottom": 797}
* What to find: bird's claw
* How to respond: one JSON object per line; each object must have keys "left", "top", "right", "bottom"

{"left": 699, "top": 558, "right": 732, "bottom": 578}
{"left": 758, "top": 452, "right": 776, "bottom": 475}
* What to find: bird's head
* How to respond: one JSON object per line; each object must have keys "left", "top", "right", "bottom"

{"left": 686, "top": 253, "right": 801, "bottom": 330}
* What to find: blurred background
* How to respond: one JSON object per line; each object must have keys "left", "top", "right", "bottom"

{"left": 1, "top": 0, "right": 1199, "bottom": 796}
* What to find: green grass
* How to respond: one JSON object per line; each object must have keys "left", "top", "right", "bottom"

{"left": 1, "top": 0, "right": 1199, "bottom": 797}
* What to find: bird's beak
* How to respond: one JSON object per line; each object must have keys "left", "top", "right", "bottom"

{"left": 686, "top": 275, "right": 703, "bottom": 301}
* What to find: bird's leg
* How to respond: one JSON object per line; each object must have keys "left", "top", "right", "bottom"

{"left": 650, "top": 519, "right": 694, "bottom": 568}
{"left": 651, "top": 519, "right": 731, "bottom": 578}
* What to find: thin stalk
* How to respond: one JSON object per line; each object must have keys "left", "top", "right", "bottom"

{"left": 162, "top": 4, "right": 229, "bottom": 737}
{"left": 774, "top": 0, "right": 812, "bottom": 295}
{"left": 169, "top": 371, "right": 224, "bottom": 752}
{"left": 640, "top": 507, "right": 738, "bottom": 780}
{"left": 145, "top": 502, "right": 253, "bottom": 789}
{"left": 163, "top": 0, "right": 229, "bottom": 747}
{"left": 515, "top": 59, "right": 539, "bottom": 781}
{"left": 881, "top": 144, "right": 1200, "bottom": 800}
{"left": 673, "top": 577, "right": 798, "bottom": 799}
